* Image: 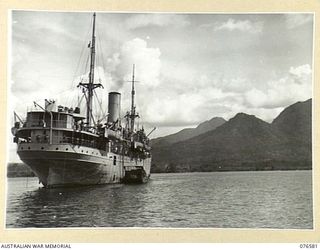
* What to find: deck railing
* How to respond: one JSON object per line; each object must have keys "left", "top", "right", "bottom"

{"left": 26, "top": 119, "right": 69, "bottom": 128}
{"left": 20, "top": 135, "right": 99, "bottom": 148}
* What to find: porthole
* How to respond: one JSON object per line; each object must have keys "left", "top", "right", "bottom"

{"left": 86, "top": 151, "right": 88, "bottom": 153}
{"left": 81, "top": 150, "right": 83, "bottom": 153}
{"left": 21, "top": 147, "right": 24, "bottom": 150}
{"left": 41, "top": 147, "right": 44, "bottom": 150}
{"left": 113, "top": 156, "right": 116, "bottom": 166}
{"left": 66, "top": 148, "right": 68, "bottom": 151}
{"left": 56, "top": 148, "right": 59, "bottom": 150}
{"left": 28, "top": 147, "right": 30, "bottom": 150}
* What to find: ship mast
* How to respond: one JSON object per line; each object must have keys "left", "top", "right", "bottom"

{"left": 130, "top": 64, "right": 139, "bottom": 133}
{"left": 78, "top": 12, "right": 102, "bottom": 127}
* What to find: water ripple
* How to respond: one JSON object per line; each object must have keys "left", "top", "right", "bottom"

{"left": 6, "top": 171, "right": 313, "bottom": 228}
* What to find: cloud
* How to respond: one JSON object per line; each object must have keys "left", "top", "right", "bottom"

{"left": 133, "top": 62, "right": 312, "bottom": 128}
{"left": 125, "top": 14, "right": 190, "bottom": 30}
{"left": 216, "top": 77, "right": 253, "bottom": 93}
{"left": 105, "top": 38, "right": 161, "bottom": 92}
{"left": 208, "top": 18, "right": 263, "bottom": 33}
{"left": 285, "top": 14, "right": 313, "bottom": 29}
{"left": 289, "top": 64, "right": 312, "bottom": 78}
{"left": 137, "top": 69, "right": 240, "bottom": 127}
{"left": 140, "top": 86, "right": 226, "bottom": 127}
{"left": 9, "top": 11, "right": 314, "bottom": 144}
{"left": 244, "top": 64, "right": 312, "bottom": 109}
{"left": 90, "top": 38, "right": 162, "bottom": 123}
{"left": 288, "top": 64, "right": 312, "bottom": 86}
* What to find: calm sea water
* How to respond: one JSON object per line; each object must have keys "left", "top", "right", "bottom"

{"left": 6, "top": 171, "right": 313, "bottom": 228}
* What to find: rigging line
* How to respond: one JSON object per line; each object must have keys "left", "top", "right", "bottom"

{"left": 63, "top": 80, "right": 80, "bottom": 108}
{"left": 77, "top": 84, "right": 80, "bottom": 106}
{"left": 70, "top": 41, "right": 87, "bottom": 88}
{"left": 96, "top": 35, "right": 104, "bottom": 86}
{"left": 97, "top": 29, "right": 107, "bottom": 75}
{"left": 95, "top": 47, "right": 101, "bottom": 83}
{"left": 96, "top": 34, "right": 102, "bottom": 72}
{"left": 94, "top": 26, "right": 107, "bottom": 89}
{"left": 97, "top": 91, "right": 108, "bottom": 123}
{"left": 84, "top": 53, "right": 90, "bottom": 77}
{"left": 38, "top": 88, "right": 79, "bottom": 110}
{"left": 77, "top": 92, "right": 85, "bottom": 107}
{"left": 67, "top": 89, "right": 80, "bottom": 109}
{"left": 77, "top": 96, "right": 86, "bottom": 115}
{"left": 82, "top": 91, "right": 96, "bottom": 126}
{"left": 79, "top": 51, "right": 87, "bottom": 79}
{"left": 16, "top": 90, "right": 61, "bottom": 106}
{"left": 13, "top": 79, "right": 80, "bottom": 108}
{"left": 70, "top": 19, "right": 93, "bottom": 90}
{"left": 55, "top": 86, "right": 78, "bottom": 97}
{"left": 93, "top": 89, "right": 105, "bottom": 122}
{"left": 78, "top": 15, "right": 95, "bottom": 84}
{"left": 76, "top": 93, "right": 86, "bottom": 115}
{"left": 13, "top": 86, "right": 76, "bottom": 109}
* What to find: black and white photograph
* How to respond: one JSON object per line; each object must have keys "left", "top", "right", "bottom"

{"left": 7, "top": 10, "right": 313, "bottom": 229}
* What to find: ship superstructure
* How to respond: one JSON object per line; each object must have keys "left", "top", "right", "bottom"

{"left": 11, "top": 13, "right": 153, "bottom": 188}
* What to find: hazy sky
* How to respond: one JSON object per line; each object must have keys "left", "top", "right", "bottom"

{"left": 9, "top": 11, "right": 313, "bottom": 161}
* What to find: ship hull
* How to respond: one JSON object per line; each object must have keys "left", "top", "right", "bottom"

{"left": 17, "top": 143, "right": 151, "bottom": 188}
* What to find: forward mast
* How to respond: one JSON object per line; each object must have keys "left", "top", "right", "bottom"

{"left": 78, "top": 12, "right": 103, "bottom": 127}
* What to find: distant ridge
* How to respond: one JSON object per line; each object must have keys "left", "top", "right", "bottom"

{"left": 151, "top": 117, "right": 226, "bottom": 146}
{"left": 151, "top": 99, "right": 312, "bottom": 173}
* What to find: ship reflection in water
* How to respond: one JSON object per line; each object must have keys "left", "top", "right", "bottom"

{"left": 6, "top": 171, "right": 313, "bottom": 228}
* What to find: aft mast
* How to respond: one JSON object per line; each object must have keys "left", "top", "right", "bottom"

{"left": 130, "top": 64, "right": 139, "bottom": 133}
{"left": 78, "top": 12, "right": 102, "bottom": 127}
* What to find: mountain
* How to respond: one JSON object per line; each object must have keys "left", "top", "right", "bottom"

{"left": 151, "top": 117, "right": 226, "bottom": 147}
{"left": 271, "top": 98, "right": 312, "bottom": 166}
{"left": 151, "top": 99, "right": 312, "bottom": 173}
{"left": 272, "top": 99, "right": 312, "bottom": 144}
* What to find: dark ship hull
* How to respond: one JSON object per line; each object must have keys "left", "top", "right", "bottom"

{"left": 17, "top": 143, "right": 151, "bottom": 188}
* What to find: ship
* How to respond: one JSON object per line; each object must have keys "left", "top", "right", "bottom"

{"left": 11, "top": 13, "right": 154, "bottom": 188}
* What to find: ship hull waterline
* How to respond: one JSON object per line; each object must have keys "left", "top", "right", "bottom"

{"left": 17, "top": 143, "right": 151, "bottom": 188}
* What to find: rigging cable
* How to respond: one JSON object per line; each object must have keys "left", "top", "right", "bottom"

{"left": 13, "top": 15, "right": 96, "bottom": 120}
{"left": 84, "top": 53, "right": 90, "bottom": 79}
{"left": 70, "top": 15, "right": 93, "bottom": 90}
{"left": 93, "top": 89, "right": 107, "bottom": 123}
{"left": 68, "top": 15, "right": 94, "bottom": 110}
{"left": 97, "top": 23, "right": 107, "bottom": 76}
{"left": 77, "top": 92, "right": 85, "bottom": 107}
